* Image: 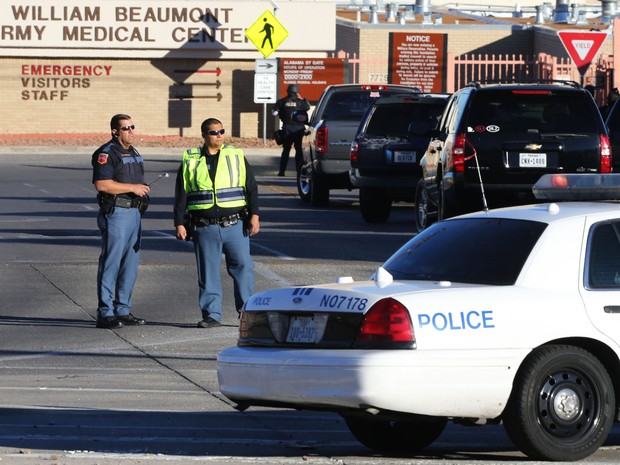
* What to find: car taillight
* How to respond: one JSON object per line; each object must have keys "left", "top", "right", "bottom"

{"left": 350, "top": 141, "right": 358, "bottom": 162}
{"left": 600, "top": 134, "right": 612, "bottom": 173}
{"left": 451, "top": 133, "right": 466, "bottom": 173}
{"left": 356, "top": 298, "right": 413, "bottom": 343}
{"left": 316, "top": 126, "right": 328, "bottom": 153}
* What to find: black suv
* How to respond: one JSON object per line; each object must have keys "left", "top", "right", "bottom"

{"left": 299, "top": 84, "right": 420, "bottom": 206}
{"left": 415, "top": 81, "right": 612, "bottom": 231}
{"left": 349, "top": 93, "right": 449, "bottom": 223}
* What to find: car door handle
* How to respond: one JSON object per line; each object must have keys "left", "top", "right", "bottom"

{"left": 604, "top": 306, "right": 620, "bottom": 313}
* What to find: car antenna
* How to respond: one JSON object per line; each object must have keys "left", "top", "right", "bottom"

{"left": 464, "top": 139, "right": 489, "bottom": 213}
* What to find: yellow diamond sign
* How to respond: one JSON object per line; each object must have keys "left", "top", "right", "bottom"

{"left": 245, "top": 10, "right": 288, "bottom": 58}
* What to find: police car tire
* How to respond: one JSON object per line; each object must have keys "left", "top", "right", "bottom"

{"left": 343, "top": 414, "right": 447, "bottom": 453}
{"left": 502, "top": 345, "right": 614, "bottom": 461}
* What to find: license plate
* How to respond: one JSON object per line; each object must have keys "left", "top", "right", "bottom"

{"left": 286, "top": 316, "right": 316, "bottom": 343}
{"left": 394, "top": 151, "right": 416, "bottom": 163}
{"left": 519, "top": 153, "right": 547, "bottom": 168}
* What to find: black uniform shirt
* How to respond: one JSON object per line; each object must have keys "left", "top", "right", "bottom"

{"left": 91, "top": 139, "right": 145, "bottom": 199}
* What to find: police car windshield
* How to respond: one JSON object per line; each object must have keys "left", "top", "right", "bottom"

{"left": 383, "top": 218, "right": 547, "bottom": 285}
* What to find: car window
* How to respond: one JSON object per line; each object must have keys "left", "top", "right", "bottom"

{"left": 322, "top": 90, "right": 413, "bottom": 122}
{"left": 467, "top": 90, "right": 600, "bottom": 133}
{"left": 587, "top": 221, "right": 620, "bottom": 288}
{"left": 445, "top": 92, "right": 466, "bottom": 134}
{"left": 366, "top": 103, "right": 445, "bottom": 137}
{"left": 383, "top": 218, "right": 547, "bottom": 285}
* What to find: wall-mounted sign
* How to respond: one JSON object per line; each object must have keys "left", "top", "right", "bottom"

{"left": 280, "top": 58, "right": 345, "bottom": 101}
{"left": 0, "top": 0, "right": 335, "bottom": 58}
{"left": 388, "top": 32, "right": 447, "bottom": 93}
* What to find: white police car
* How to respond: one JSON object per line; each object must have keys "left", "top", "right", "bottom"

{"left": 218, "top": 174, "right": 620, "bottom": 461}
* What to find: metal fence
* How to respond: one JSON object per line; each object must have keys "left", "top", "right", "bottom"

{"left": 330, "top": 50, "right": 615, "bottom": 107}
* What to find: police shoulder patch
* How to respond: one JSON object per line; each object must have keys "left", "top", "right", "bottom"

{"left": 97, "top": 153, "right": 109, "bottom": 164}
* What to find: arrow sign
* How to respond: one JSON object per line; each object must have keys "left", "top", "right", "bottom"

{"left": 558, "top": 30, "right": 608, "bottom": 76}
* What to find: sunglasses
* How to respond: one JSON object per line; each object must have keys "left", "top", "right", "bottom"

{"left": 207, "top": 129, "right": 225, "bottom": 136}
{"left": 119, "top": 125, "right": 135, "bottom": 131}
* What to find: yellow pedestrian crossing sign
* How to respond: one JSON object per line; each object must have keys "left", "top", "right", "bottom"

{"left": 245, "top": 10, "right": 288, "bottom": 58}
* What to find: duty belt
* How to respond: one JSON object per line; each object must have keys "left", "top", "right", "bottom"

{"left": 114, "top": 197, "right": 142, "bottom": 208}
{"left": 195, "top": 213, "right": 241, "bottom": 228}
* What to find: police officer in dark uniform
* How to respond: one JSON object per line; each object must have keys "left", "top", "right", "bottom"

{"left": 272, "top": 84, "right": 311, "bottom": 176}
{"left": 92, "top": 114, "right": 149, "bottom": 329}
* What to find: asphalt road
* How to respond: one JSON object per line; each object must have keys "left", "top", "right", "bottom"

{"left": 2, "top": 148, "right": 620, "bottom": 465}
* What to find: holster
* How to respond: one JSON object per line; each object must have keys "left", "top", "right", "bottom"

{"left": 97, "top": 192, "right": 115, "bottom": 214}
{"left": 137, "top": 195, "right": 150, "bottom": 215}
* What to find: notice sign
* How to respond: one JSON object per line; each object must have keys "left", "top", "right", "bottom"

{"left": 388, "top": 32, "right": 447, "bottom": 92}
{"left": 280, "top": 58, "right": 345, "bottom": 101}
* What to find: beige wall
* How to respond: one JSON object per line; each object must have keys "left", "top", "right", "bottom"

{"left": 2, "top": 20, "right": 616, "bottom": 137}
{"left": 1, "top": 57, "right": 272, "bottom": 137}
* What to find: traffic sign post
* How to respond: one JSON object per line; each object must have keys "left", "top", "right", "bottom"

{"left": 246, "top": 11, "right": 287, "bottom": 144}
{"left": 557, "top": 30, "right": 608, "bottom": 82}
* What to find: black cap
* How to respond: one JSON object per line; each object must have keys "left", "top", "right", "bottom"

{"left": 287, "top": 84, "right": 300, "bottom": 93}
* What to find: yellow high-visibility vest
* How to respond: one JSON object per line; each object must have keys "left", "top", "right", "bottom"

{"left": 182, "top": 145, "right": 247, "bottom": 211}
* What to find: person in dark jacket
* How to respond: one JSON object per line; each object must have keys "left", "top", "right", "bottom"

{"left": 272, "top": 84, "right": 310, "bottom": 176}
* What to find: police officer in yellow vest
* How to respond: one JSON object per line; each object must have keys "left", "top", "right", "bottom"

{"left": 174, "top": 118, "right": 260, "bottom": 328}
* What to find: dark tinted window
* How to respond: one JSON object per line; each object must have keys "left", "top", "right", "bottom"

{"left": 588, "top": 221, "right": 620, "bottom": 288}
{"left": 323, "top": 90, "right": 414, "bottom": 121}
{"left": 383, "top": 218, "right": 547, "bottom": 285}
{"left": 467, "top": 90, "right": 600, "bottom": 133}
{"left": 366, "top": 103, "right": 445, "bottom": 137}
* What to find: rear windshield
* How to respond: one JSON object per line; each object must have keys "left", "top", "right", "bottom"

{"left": 366, "top": 103, "right": 445, "bottom": 137}
{"left": 322, "top": 90, "right": 414, "bottom": 122}
{"left": 383, "top": 218, "right": 547, "bottom": 285}
{"left": 467, "top": 90, "right": 601, "bottom": 133}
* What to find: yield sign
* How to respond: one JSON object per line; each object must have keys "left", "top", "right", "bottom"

{"left": 557, "top": 30, "right": 608, "bottom": 76}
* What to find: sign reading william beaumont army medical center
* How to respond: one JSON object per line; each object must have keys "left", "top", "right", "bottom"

{"left": 0, "top": 0, "right": 335, "bottom": 58}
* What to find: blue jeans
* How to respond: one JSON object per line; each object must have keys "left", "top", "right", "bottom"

{"left": 96, "top": 207, "right": 142, "bottom": 318}
{"left": 193, "top": 220, "right": 254, "bottom": 322}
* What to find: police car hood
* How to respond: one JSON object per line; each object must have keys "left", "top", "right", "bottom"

{"left": 244, "top": 279, "right": 479, "bottom": 313}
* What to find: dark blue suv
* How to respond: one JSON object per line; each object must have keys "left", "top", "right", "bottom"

{"left": 349, "top": 93, "right": 449, "bottom": 223}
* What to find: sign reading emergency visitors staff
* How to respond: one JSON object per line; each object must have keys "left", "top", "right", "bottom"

{"left": 245, "top": 10, "right": 288, "bottom": 58}
{"left": 557, "top": 30, "right": 608, "bottom": 76}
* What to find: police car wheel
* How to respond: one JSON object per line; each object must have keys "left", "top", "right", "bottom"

{"left": 503, "top": 345, "right": 614, "bottom": 461}
{"left": 343, "top": 413, "right": 447, "bottom": 453}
